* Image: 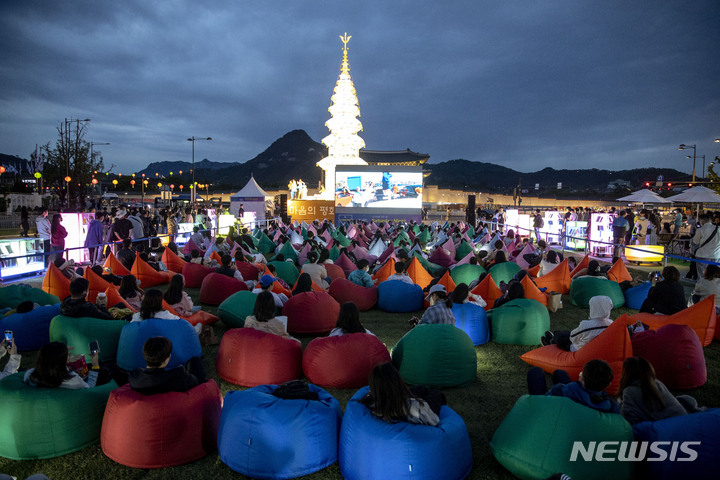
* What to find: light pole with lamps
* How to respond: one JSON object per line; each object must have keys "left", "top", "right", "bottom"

{"left": 679, "top": 144, "right": 697, "bottom": 183}
{"left": 686, "top": 154, "right": 706, "bottom": 180}
{"left": 62, "top": 118, "right": 90, "bottom": 205}
{"left": 187, "top": 136, "right": 212, "bottom": 207}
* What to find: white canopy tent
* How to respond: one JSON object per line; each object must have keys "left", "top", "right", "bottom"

{"left": 229, "top": 176, "right": 272, "bottom": 226}
{"left": 616, "top": 189, "right": 671, "bottom": 204}
{"left": 666, "top": 186, "right": 720, "bottom": 204}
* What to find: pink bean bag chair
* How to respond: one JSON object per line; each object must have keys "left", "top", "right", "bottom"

{"left": 199, "top": 273, "right": 248, "bottom": 306}
{"left": 428, "top": 247, "right": 455, "bottom": 268}
{"left": 283, "top": 291, "right": 340, "bottom": 334}
{"left": 335, "top": 252, "right": 357, "bottom": 278}
{"left": 328, "top": 279, "right": 378, "bottom": 311}
{"left": 182, "top": 262, "right": 215, "bottom": 288}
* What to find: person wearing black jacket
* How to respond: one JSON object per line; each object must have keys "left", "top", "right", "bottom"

{"left": 128, "top": 337, "right": 206, "bottom": 395}
{"left": 60, "top": 278, "right": 113, "bottom": 320}
{"left": 639, "top": 266, "right": 686, "bottom": 315}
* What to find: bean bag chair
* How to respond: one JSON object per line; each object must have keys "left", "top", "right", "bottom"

{"left": 375, "top": 244, "right": 395, "bottom": 265}
{"left": 328, "top": 245, "right": 341, "bottom": 262}
{"left": 428, "top": 247, "right": 455, "bottom": 268}
{"left": 352, "top": 246, "right": 378, "bottom": 265}
{"left": 490, "top": 395, "right": 634, "bottom": 480}
{"left": 182, "top": 237, "right": 202, "bottom": 256}
{"left": 623, "top": 281, "right": 652, "bottom": 310}
{"left": 219, "top": 384, "right": 341, "bottom": 479}
{"left": 303, "top": 333, "right": 390, "bottom": 388}
{"left": 471, "top": 274, "right": 502, "bottom": 311}
{"left": 162, "top": 300, "right": 219, "bottom": 327}
{"left": 451, "top": 302, "right": 490, "bottom": 346}
{"left": 49, "top": 315, "right": 127, "bottom": 363}
{"left": 217, "top": 290, "right": 257, "bottom": 328}
{"left": 268, "top": 261, "right": 300, "bottom": 286}
{"left": 626, "top": 295, "right": 716, "bottom": 347}
{"left": 527, "top": 263, "right": 541, "bottom": 277}
{"left": 83, "top": 266, "right": 112, "bottom": 303}
{"left": 378, "top": 280, "right": 424, "bottom": 313}
{"left": 283, "top": 291, "right": 340, "bottom": 334}
{"left": 41, "top": 262, "right": 71, "bottom": 301}
{"left": 161, "top": 246, "right": 186, "bottom": 273}
{"left": 391, "top": 324, "right": 477, "bottom": 388}
{"left": 488, "top": 262, "right": 522, "bottom": 285}
{"left": 512, "top": 244, "right": 536, "bottom": 270}
{"left": 236, "top": 260, "right": 262, "bottom": 282}
{"left": 455, "top": 240, "right": 473, "bottom": 261}
{"left": 103, "top": 251, "right": 130, "bottom": 276}
{"left": 405, "top": 257, "right": 434, "bottom": 289}
{"left": 520, "top": 275, "right": 548, "bottom": 308}
{"left": 199, "top": 272, "right": 248, "bottom": 306}
{"left": 631, "top": 324, "right": 706, "bottom": 389}
{"left": 101, "top": 381, "right": 222, "bottom": 468}
{"left": 489, "top": 298, "right": 551, "bottom": 346}
{"left": 534, "top": 259, "right": 571, "bottom": 294}
{"left": 632, "top": 409, "right": 720, "bottom": 479}
{"left": 328, "top": 278, "right": 378, "bottom": 311}
{"left": 0, "top": 374, "right": 117, "bottom": 460}
{"left": 0, "top": 284, "right": 59, "bottom": 309}
{"left": 216, "top": 328, "right": 302, "bottom": 386}
{"left": 450, "top": 263, "right": 486, "bottom": 286}
{"left": 372, "top": 259, "right": 395, "bottom": 283}
{"left": 569, "top": 276, "right": 625, "bottom": 308}
{"left": 105, "top": 286, "right": 135, "bottom": 311}
{"left": 324, "top": 262, "right": 346, "bottom": 282}
{"left": 570, "top": 254, "right": 590, "bottom": 277}
{"left": 130, "top": 254, "right": 174, "bottom": 288}
{"left": 277, "top": 240, "right": 298, "bottom": 263}
{"left": 115, "top": 318, "right": 201, "bottom": 371}
{"left": 209, "top": 250, "right": 223, "bottom": 265}
{"left": 339, "top": 386, "right": 473, "bottom": 480}
{"left": 335, "top": 252, "right": 357, "bottom": 278}
{"left": 413, "top": 252, "right": 444, "bottom": 277}
{"left": 520, "top": 314, "right": 633, "bottom": 394}
{"left": 292, "top": 274, "right": 325, "bottom": 292}
{"left": 607, "top": 259, "right": 632, "bottom": 283}
{"left": 0, "top": 304, "right": 60, "bottom": 351}
{"left": 181, "top": 261, "right": 214, "bottom": 288}
{"left": 440, "top": 238, "right": 456, "bottom": 258}
{"left": 257, "top": 233, "right": 276, "bottom": 254}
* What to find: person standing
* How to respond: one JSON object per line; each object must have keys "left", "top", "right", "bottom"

{"left": 692, "top": 212, "right": 720, "bottom": 279}
{"left": 36, "top": 208, "right": 52, "bottom": 267}
{"left": 84, "top": 212, "right": 105, "bottom": 265}
{"left": 673, "top": 208, "right": 684, "bottom": 235}
{"left": 533, "top": 209, "right": 544, "bottom": 243}
{"left": 20, "top": 206, "right": 29, "bottom": 237}
{"left": 611, "top": 210, "right": 630, "bottom": 264}
{"left": 50, "top": 213, "right": 67, "bottom": 264}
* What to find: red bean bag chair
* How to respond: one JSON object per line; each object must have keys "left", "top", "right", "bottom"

{"left": 216, "top": 328, "right": 302, "bottom": 386}
{"left": 406, "top": 256, "right": 433, "bottom": 289}
{"left": 625, "top": 295, "right": 716, "bottom": 347}
{"left": 181, "top": 262, "right": 215, "bottom": 288}
{"left": 371, "top": 259, "right": 395, "bottom": 284}
{"left": 607, "top": 260, "right": 632, "bottom": 283}
{"left": 520, "top": 275, "right": 548, "bottom": 307}
{"left": 42, "top": 262, "right": 70, "bottom": 301}
{"left": 631, "top": 324, "right": 706, "bottom": 389}
{"left": 161, "top": 247, "right": 186, "bottom": 273}
{"left": 101, "top": 381, "right": 222, "bottom": 468}
{"left": 335, "top": 252, "right": 357, "bottom": 278}
{"left": 163, "top": 300, "right": 219, "bottom": 327}
{"left": 324, "top": 263, "right": 346, "bottom": 282}
{"left": 534, "top": 259, "right": 571, "bottom": 294}
{"left": 283, "top": 291, "right": 340, "bottom": 334}
{"left": 428, "top": 247, "right": 455, "bottom": 268}
{"left": 570, "top": 254, "right": 590, "bottom": 278}
{"left": 235, "top": 260, "right": 262, "bottom": 282}
{"left": 520, "top": 314, "right": 633, "bottom": 395}
{"left": 103, "top": 251, "right": 130, "bottom": 276}
{"left": 199, "top": 273, "right": 248, "bottom": 306}
{"left": 83, "top": 267, "right": 112, "bottom": 303}
{"left": 328, "top": 278, "right": 378, "bottom": 311}
{"left": 471, "top": 274, "right": 502, "bottom": 311}
{"left": 104, "top": 286, "right": 135, "bottom": 311}
{"left": 303, "top": 333, "right": 390, "bottom": 388}
{"left": 130, "top": 254, "right": 174, "bottom": 288}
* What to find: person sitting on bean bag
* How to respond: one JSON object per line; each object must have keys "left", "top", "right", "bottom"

{"left": 348, "top": 259, "right": 377, "bottom": 288}
{"left": 118, "top": 274, "right": 144, "bottom": 312}
{"left": 0, "top": 337, "right": 21, "bottom": 380}
{"left": 410, "top": 284, "right": 455, "bottom": 326}
{"left": 386, "top": 262, "right": 414, "bottom": 285}
{"left": 329, "top": 302, "right": 374, "bottom": 337}
{"left": 60, "top": 278, "right": 112, "bottom": 320}
{"left": 128, "top": 336, "right": 206, "bottom": 395}
{"left": 215, "top": 254, "right": 244, "bottom": 281}
{"left": 91, "top": 265, "right": 122, "bottom": 286}
{"left": 117, "top": 238, "right": 136, "bottom": 272}
{"left": 302, "top": 251, "right": 329, "bottom": 289}
{"left": 131, "top": 290, "right": 181, "bottom": 323}
{"left": 24, "top": 341, "right": 100, "bottom": 389}
{"left": 359, "top": 362, "right": 445, "bottom": 426}
{"left": 291, "top": 273, "right": 314, "bottom": 296}
{"left": 574, "top": 259, "right": 607, "bottom": 279}
{"left": 688, "top": 264, "right": 720, "bottom": 312}
{"left": 482, "top": 240, "right": 506, "bottom": 268}
{"left": 244, "top": 291, "right": 298, "bottom": 342}
{"left": 450, "top": 282, "right": 486, "bottom": 308}
{"left": 252, "top": 274, "right": 288, "bottom": 307}
{"left": 640, "top": 266, "right": 686, "bottom": 315}
{"left": 163, "top": 274, "right": 201, "bottom": 316}
{"left": 526, "top": 359, "right": 619, "bottom": 414}
{"left": 53, "top": 257, "right": 81, "bottom": 281}
{"left": 541, "top": 295, "right": 613, "bottom": 351}
{"left": 538, "top": 250, "right": 561, "bottom": 277}
{"left": 493, "top": 280, "right": 525, "bottom": 309}
{"left": 190, "top": 249, "right": 214, "bottom": 266}
{"left": 266, "top": 264, "right": 291, "bottom": 291}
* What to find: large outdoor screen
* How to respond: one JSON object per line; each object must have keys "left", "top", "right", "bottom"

{"left": 335, "top": 167, "right": 423, "bottom": 209}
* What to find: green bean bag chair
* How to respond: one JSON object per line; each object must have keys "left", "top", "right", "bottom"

{"left": 277, "top": 241, "right": 298, "bottom": 263}
{"left": 217, "top": 290, "right": 257, "bottom": 328}
{"left": 450, "top": 263, "right": 486, "bottom": 285}
{"left": 49, "top": 315, "right": 127, "bottom": 363}
{"left": 489, "top": 299, "right": 550, "bottom": 345}
{"left": 257, "top": 233, "right": 276, "bottom": 254}
{"left": 455, "top": 240, "right": 474, "bottom": 261}
{"left": 391, "top": 324, "right": 476, "bottom": 388}
{"left": 267, "top": 261, "right": 300, "bottom": 286}
{"left": 329, "top": 245, "right": 341, "bottom": 262}
{"left": 488, "top": 262, "right": 522, "bottom": 285}
{"left": 0, "top": 373, "right": 117, "bottom": 460}
{"left": 569, "top": 276, "right": 625, "bottom": 308}
{"left": 416, "top": 229, "right": 431, "bottom": 244}
{"left": 0, "top": 284, "right": 60, "bottom": 309}
{"left": 491, "top": 395, "right": 634, "bottom": 480}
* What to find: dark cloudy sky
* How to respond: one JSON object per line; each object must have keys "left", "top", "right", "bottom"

{"left": 1, "top": 1, "right": 718, "bottom": 176}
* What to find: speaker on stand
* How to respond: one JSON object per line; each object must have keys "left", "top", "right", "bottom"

{"left": 466, "top": 194, "right": 476, "bottom": 226}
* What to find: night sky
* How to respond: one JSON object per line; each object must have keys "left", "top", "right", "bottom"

{"left": 1, "top": 0, "right": 718, "bottom": 175}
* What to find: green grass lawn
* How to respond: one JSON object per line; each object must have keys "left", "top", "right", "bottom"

{"left": 1, "top": 278, "right": 718, "bottom": 480}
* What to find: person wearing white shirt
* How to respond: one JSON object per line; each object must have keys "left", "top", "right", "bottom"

{"left": 252, "top": 274, "right": 288, "bottom": 308}
{"left": 0, "top": 339, "right": 21, "bottom": 380}
{"left": 35, "top": 208, "right": 52, "bottom": 267}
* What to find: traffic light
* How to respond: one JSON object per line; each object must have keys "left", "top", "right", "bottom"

{"left": 667, "top": 183, "right": 672, "bottom": 187}
{"left": 645, "top": 182, "right": 650, "bottom": 187}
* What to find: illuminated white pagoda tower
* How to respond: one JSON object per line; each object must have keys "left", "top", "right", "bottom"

{"left": 316, "top": 33, "right": 367, "bottom": 199}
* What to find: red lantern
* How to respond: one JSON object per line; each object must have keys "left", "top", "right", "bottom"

{"left": 130, "top": 180, "right": 136, "bottom": 188}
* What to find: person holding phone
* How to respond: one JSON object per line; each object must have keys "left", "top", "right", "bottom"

{"left": 24, "top": 341, "right": 100, "bottom": 389}
{"left": 1, "top": 333, "right": 21, "bottom": 380}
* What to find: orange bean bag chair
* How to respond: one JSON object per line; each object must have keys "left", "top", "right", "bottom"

{"left": 210, "top": 250, "right": 223, "bottom": 264}
{"left": 625, "top": 295, "right": 716, "bottom": 347}
{"left": 199, "top": 273, "right": 248, "bottom": 306}
{"left": 181, "top": 262, "right": 215, "bottom": 288}
{"left": 324, "top": 263, "right": 346, "bottom": 282}
{"left": 424, "top": 271, "right": 457, "bottom": 308}
{"left": 471, "top": 274, "right": 502, "bottom": 311}
{"left": 163, "top": 300, "right": 219, "bottom": 327}
{"left": 570, "top": 255, "right": 590, "bottom": 278}
{"left": 42, "top": 262, "right": 70, "bottom": 301}
{"left": 104, "top": 286, "right": 135, "bottom": 311}
{"left": 303, "top": 333, "right": 390, "bottom": 388}
{"left": 406, "top": 257, "right": 433, "bottom": 289}
{"left": 283, "top": 291, "right": 340, "bottom": 334}
{"left": 216, "top": 328, "right": 302, "bottom": 386}
{"left": 83, "top": 267, "right": 112, "bottom": 303}
{"left": 371, "top": 259, "right": 395, "bottom": 283}
{"left": 606, "top": 260, "right": 632, "bottom": 283}
{"left": 520, "top": 275, "right": 548, "bottom": 307}
{"left": 527, "top": 264, "right": 541, "bottom": 277}
{"left": 161, "top": 247, "right": 186, "bottom": 273}
{"left": 259, "top": 265, "right": 293, "bottom": 297}
{"left": 328, "top": 279, "right": 378, "bottom": 311}
{"left": 103, "top": 251, "right": 130, "bottom": 276}
{"left": 100, "top": 381, "right": 222, "bottom": 468}
{"left": 130, "top": 254, "right": 174, "bottom": 288}
{"left": 534, "top": 259, "right": 571, "bottom": 294}
{"left": 520, "top": 314, "right": 633, "bottom": 394}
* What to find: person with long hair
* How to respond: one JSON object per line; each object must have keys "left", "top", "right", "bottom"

{"left": 243, "top": 291, "right": 297, "bottom": 341}
{"left": 131, "top": 289, "right": 180, "bottom": 322}
{"left": 24, "top": 341, "right": 99, "bottom": 389}
{"left": 617, "top": 357, "right": 687, "bottom": 425}
{"left": 410, "top": 284, "right": 455, "bottom": 326}
{"left": 329, "top": 302, "right": 374, "bottom": 336}
{"left": 163, "top": 274, "right": 200, "bottom": 316}
{"left": 301, "top": 251, "right": 329, "bottom": 289}
{"left": 689, "top": 264, "right": 720, "bottom": 312}
{"left": 292, "top": 272, "right": 314, "bottom": 296}
{"left": 493, "top": 280, "right": 525, "bottom": 308}
{"left": 639, "top": 266, "right": 686, "bottom": 315}
{"left": 118, "top": 274, "right": 144, "bottom": 311}
{"left": 50, "top": 213, "right": 67, "bottom": 264}
{"left": 450, "top": 282, "right": 486, "bottom": 308}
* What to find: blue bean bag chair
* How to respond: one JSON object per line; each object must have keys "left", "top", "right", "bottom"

{"left": 49, "top": 315, "right": 127, "bottom": 363}
{"left": 569, "top": 276, "right": 625, "bottom": 308}
{"left": 339, "top": 386, "right": 473, "bottom": 480}
{"left": 0, "top": 304, "right": 60, "bottom": 350}
{"left": 623, "top": 281, "right": 652, "bottom": 310}
{"left": 116, "top": 318, "right": 201, "bottom": 371}
{"left": 451, "top": 302, "right": 490, "bottom": 346}
{"left": 491, "top": 395, "right": 634, "bottom": 480}
{"left": 632, "top": 408, "right": 720, "bottom": 479}
{"left": 218, "top": 384, "right": 341, "bottom": 479}
{"left": 0, "top": 284, "right": 60, "bottom": 309}
{"left": 378, "top": 280, "right": 424, "bottom": 313}
{"left": 488, "top": 298, "right": 551, "bottom": 345}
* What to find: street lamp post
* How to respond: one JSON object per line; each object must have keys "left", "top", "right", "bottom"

{"left": 679, "top": 144, "right": 697, "bottom": 183}
{"left": 687, "top": 155, "right": 706, "bottom": 179}
{"left": 187, "top": 136, "right": 212, "bottom": 207}
{"left": 89, "top": 142, "right": 109, "bottom": 198}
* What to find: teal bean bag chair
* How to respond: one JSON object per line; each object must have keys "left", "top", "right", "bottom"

{"left": 0, "top": 303, "right": 60, "bottom": 351}
{"left": 569, "top": 276, "right": 625, "bottom": 308}
{"left": 257, "top": 233, "right": 276, "bottom": 255}
{"left": 0, "top": 284, "right": 60, "bottom": 309}
{"left": 49, "top": 315, "right": 127, "bottom": 363}
{"left": 455, "top": 240, "right": 474, "bottom": 261}
{"left": 391, "top": 324, "right": 477, "bottom": 387}
{"left": 377, "top": 280, "right": 424, "bottom": 313}
{"left": 0, "top": 373, "right": 117, "bottom": 460}
{"left": 267, "top": 261, "right": 300, "bottom": 286}
{"left": 217, "top": 290, "right": 257, "bottom": 328}
{"left": 450, "top": 264, "right": 486, "bottom": 286}
{"left": 116, "top": 318, "right": 201, "bottom": 371}
{"left": 491, "top": 395, "right": 634, "bottom": 480}
{"left": 488, "top": 262, "right": 522, "bottom": 285}
{"left": 488, "top": 299, "right": 550, "bottom": 345}
{"left": 277, "top": 241, "right": 298, "bottom": 263}
{"left": 329, "top": 245, "right": 341, "bottom": 262}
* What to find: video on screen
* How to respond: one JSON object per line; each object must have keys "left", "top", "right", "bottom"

{"left": 335, "top": 170, "right": 423, "bottom": 209}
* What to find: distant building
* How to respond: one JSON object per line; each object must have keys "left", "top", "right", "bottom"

{"left": 607, "top": 179, "right": 631, "bottom": 191}
{"left": 359, "top": 148, "right": 429, "bottom": 166}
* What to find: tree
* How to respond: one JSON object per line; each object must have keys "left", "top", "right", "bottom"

{"left": 706, "top": 158, "right": 720, "bottom": 194}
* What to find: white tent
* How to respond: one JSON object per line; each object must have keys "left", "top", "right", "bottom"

{"left": 616, "top": 189, "right": 671, "bottom": 204}
{"left": 229, "top": 176, "right": 272, "bottom": 226}
{"left": 666, "top": 186, "right": 720, "bottom": 204}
